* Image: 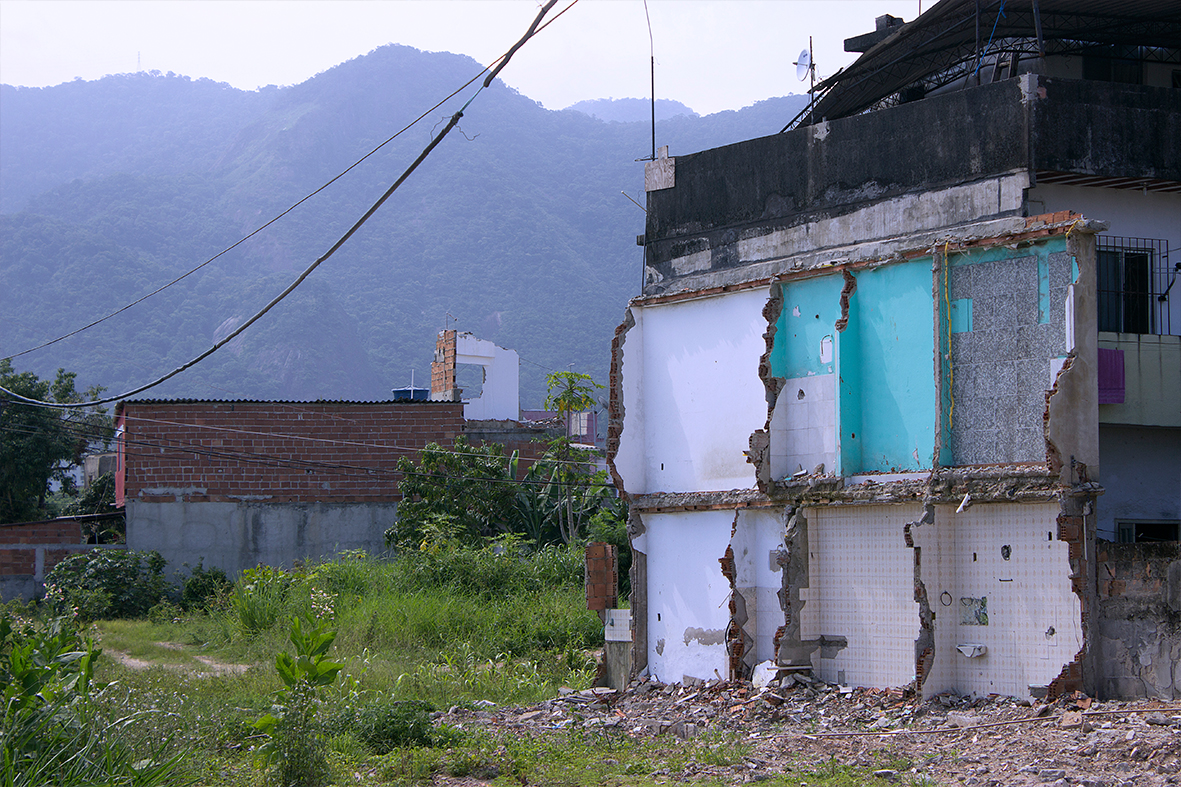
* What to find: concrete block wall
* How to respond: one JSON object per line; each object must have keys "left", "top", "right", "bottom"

{"left": 1095, "top": 541, "right": 1181, "bottom": 699}
{"left": 0, "top": 519, "right": 112, "bottom": 601}
{"left": 118, "top": 400, "right": 464, "bottom": 505}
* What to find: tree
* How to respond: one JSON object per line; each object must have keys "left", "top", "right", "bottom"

{"left": 0, "top": 361, "right": 112, "bottom": 524}
{"left": 544, "top": 371, "right": 604, "bottom": 544}
{"left": 386, "top": 436, "right": 520, "bottom": 549}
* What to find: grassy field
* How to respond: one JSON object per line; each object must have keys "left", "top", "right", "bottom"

{"left": 3, "top": 546, "right": 927, "bottom": 786}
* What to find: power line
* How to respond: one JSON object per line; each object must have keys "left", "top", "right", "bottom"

{"left": 0, "top": 0, "right": 572, "bottom": 410}
{"left": 1, "top": 0, "right": 576, "bottom": 370}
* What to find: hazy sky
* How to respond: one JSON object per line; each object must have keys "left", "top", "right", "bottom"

{"left": 0, "top": 0, "right": 911, "bottom": 116}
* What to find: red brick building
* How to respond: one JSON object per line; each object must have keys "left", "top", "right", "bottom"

{"left": 116, "top": 399, "right": 464, "bottom": 575}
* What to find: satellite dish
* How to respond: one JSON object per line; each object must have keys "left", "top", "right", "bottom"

{"left": 795, "top": 49, "right": 811, "bottom": 82}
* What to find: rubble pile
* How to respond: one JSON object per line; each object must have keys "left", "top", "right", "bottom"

{"left": 437, "top": 674, "right": 1181, "bottom": 786}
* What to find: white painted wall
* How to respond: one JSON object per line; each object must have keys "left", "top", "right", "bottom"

{"left": 613, "top": 308, "right": 646, "bottom": 493}
{"left": 622, "top": 289, "right": 770, "bottom": 494}
{"left": 455, "top": 333, "right": 520, "bottom": 421}
{"left": 732, "top": 508, "right": 788, "bottom": 664}
{"left": 1029, "top": 184, "right": 1181, "bottom": 335}
{"left": 642, "top": 510, "right": 735, "bottom": 683}
{"left": 800, "top": 505, "right": 922, "bottom": 688}
{"left": 914, "top": 502, "right": 1082, "bottom": 700}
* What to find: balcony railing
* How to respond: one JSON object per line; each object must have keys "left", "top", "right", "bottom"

{"left": 1097, "top": 236, "right": 1175, "bottom": 336}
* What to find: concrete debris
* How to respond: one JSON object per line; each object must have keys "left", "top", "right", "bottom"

{"left": 429, "top": 675, "right": 1181, "bottom": 784}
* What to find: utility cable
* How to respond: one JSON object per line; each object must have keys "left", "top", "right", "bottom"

{"left": 2, "top": 0, "right": 574, "bottom": 366}
{"left": 0, "top": 0, "right": 568, "bottom": 410}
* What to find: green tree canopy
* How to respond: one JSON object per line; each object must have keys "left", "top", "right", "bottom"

{"left": 0, "top": 361, "right": 112, "bottom": 523}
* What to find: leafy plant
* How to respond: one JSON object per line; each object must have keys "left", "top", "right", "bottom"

{"left": 43, "top": 548, "right": 169, "bottom": 620}
{"left": 0, "top": 613, "right": 188, "bottom": 786}
{"left": 253, "top": 616, "right": 343, "bottom": 787}
{"left": 232, "top": 564, "right": 292, "bottom": 634}
{"left": 180, "top": 558, "right": 232, "bottom": 612}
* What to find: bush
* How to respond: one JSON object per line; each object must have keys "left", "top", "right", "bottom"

{"left": 330, "top": 698, "right": 435, "bottom": 753}
{"left": 43, "top": 549, "right": 169, "bottom": 620}
{"left": 232, "top": 564, "right": 292, "bottom": 634}
{"left": 180, "top": 558, "right": 232, "bottom": 611}
{"left": 389, "top": 540, "right": 583, "bottom": 599}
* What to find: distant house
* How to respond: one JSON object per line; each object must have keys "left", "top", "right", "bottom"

{"left": 116, "top": 399, "right": 464, "bottom": 575}
{"left": 609, "top": 1, "right": 1179, "bottom": 700}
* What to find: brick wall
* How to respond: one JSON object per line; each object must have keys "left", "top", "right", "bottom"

{"left": 118, "top": 400, "right": 464, "bottom": 505}
{"left": 586, "top": 541, "right": 618, "bottom": 612}
{"left": 431, "top": 330, "right": 457, "bottom": 398}
{"left": 0, "top": 519, "right": 103, "bottom": 600}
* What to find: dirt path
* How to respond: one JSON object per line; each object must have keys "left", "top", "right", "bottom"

{"left": 106, "top": 642, "right": 252, "bottom": 676}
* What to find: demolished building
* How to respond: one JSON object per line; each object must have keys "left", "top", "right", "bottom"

{"left": 608, "top": 0, "right": 1180, "bottom": 700}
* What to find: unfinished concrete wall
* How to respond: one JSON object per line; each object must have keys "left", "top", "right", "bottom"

{"left": 1096, "top": 542, "right": 1181, "bottom": 699}
{"left": 0, "top": 518, "right": 117, "bottom": 601}
{"left": 127, "top": 500, "right": 397, "bottom": 577}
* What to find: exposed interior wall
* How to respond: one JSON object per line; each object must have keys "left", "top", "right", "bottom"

{"left": 944, "top": 240, "right": 1072, "bottom": 465}
{"left": 1095, "top": 541, "right": 1181, "bottom": 700}
{"left": 799, "top": 505, "right": 922, "bottom": 688}
{"left": 1097, "top": 424, "right": 1181, "bottom": 542}
{"left": 770, "top": 261, "right": 937, "bottom": 479}
{"left": 454, "top": 333, "right": 520, "bottom": 421}
{"left": 610, "top": 308, "right": 646, "bottom": 494}
{"left": 629, "top": 290, "right": 769, "bottom": 494}
{"left": 913, "top": 502, "right": 1083, "bottom": 699}
{"left": 641, "top": 510, "right": 735, "bottom": 683}
{"left": 128, "top": 500, "right": 398, "bottom": 577}
{"left": 729, "top": 508, "right": 788, "bottom": 674}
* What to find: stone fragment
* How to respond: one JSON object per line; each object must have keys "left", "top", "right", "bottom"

{"left": 947, "top": 711, "right": 977, "bottom": 728}
{"left": 1147, "top": 712, "right": 1171, "bottom": 726}
{"left": 871, "top": 769, "right": 899, "bottom": 782}
{"left": 1037, "top": 769, "right": 1066, "bottom": 781}
{"left": 1059, "top": 711, "right": 1083, "bottom": 728}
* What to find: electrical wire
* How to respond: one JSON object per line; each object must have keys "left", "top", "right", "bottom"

{"left": 0, "top": 0, "right": 574, "bottom": 410}
{"left": 2, "top": 0, "right": 577, "bottom": 367}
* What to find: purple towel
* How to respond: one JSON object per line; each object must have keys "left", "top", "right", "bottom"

{"left": 1098, "top": 348, "right": 1125, "bottom": 404}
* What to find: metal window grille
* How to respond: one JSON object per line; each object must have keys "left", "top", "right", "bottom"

{"left": 1096, "top": 236, "right": 1173, "bottom": 336}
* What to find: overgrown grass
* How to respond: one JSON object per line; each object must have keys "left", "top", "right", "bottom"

{"left": 14, "top": 545, "right": 933, "bottom": 787}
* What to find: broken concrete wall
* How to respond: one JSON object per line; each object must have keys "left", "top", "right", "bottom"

{"left": 1096, "top": 542, "right": 1181, "bottom": 699}
{"left": 612, "top": 289, "right": 768, "bottom": 495}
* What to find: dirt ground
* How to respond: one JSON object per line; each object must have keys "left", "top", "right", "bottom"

{"left": 439, "top": 675, "right": 1181, "bottom": 786}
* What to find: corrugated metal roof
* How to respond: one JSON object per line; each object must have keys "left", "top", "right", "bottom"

{"left": 806, "top": 0, "right": 1180, "bottom": 124}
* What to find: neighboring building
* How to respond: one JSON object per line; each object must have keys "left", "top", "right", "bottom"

{"left": 0, "top": 514, "right": 124, "bottom": 601}
{"left": 609, "top": 0, "right": 1179, "bottom": 700}
{"left": 116, "top": 399, "right": 464, "bottom": 575}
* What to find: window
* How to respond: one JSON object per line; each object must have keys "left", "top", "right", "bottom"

{"left": 1117, "top": 520, "right": 1180, "bottom": 543}
{"left": 1097, "top": 236, "right": 1172, "bottom": 335}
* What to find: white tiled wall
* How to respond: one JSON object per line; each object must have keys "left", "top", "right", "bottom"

{"left": 799, "top": 505, "right": 922, "bottom": 688}
{"left": 913, "top": 502, "right": 1082, "bottom": 699}
{"left": 770, "top": 374, "right": 837, "bottom": 479}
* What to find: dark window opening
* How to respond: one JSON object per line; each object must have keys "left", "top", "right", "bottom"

{"left": 1097, "top": 236, "right": 1172, "bottom": 336}
{"left": 1118, "top": 521, "right": 1180, "bottom": 543}
{"left": 1083, "top": 45, "right": 1144, "bottom": 85}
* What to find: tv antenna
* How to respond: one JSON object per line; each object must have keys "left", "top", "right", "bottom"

{"left": 794, "top": 37, "right": 817, "bottom": 125}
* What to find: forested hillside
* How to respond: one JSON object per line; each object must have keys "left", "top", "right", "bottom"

{"left": 1, "top": 45, "right": 807, "bottom": 407}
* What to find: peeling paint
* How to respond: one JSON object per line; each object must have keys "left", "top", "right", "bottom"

{"left": 683, "top": 627, "right": 725, "bottom": 647}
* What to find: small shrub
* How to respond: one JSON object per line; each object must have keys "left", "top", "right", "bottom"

{"left": 181, "top": 559, "right": 232, "bottom": 611}
{"left": 232, "top": 564, "right": 292, "bottom": 634}
{"left": 351, "top": 698, "right": 434, "bottom": 753}
{"left": 44, "top": 548, "right": 169, "bottom": 620}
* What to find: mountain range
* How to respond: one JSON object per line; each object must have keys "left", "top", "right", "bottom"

{"left": 0, "top": 45, "right": 808, "bottom": 408}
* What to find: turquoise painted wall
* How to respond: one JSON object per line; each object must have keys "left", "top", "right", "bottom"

{"left": 771, "top": 275, "right": 843, "bottom": 379}
{"left": 850, "top": 261, "right": 937, "bottom": 472}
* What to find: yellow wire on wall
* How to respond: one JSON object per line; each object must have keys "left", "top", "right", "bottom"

{"left": 943, "top": 242, "right": 954, "bottom": 432}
